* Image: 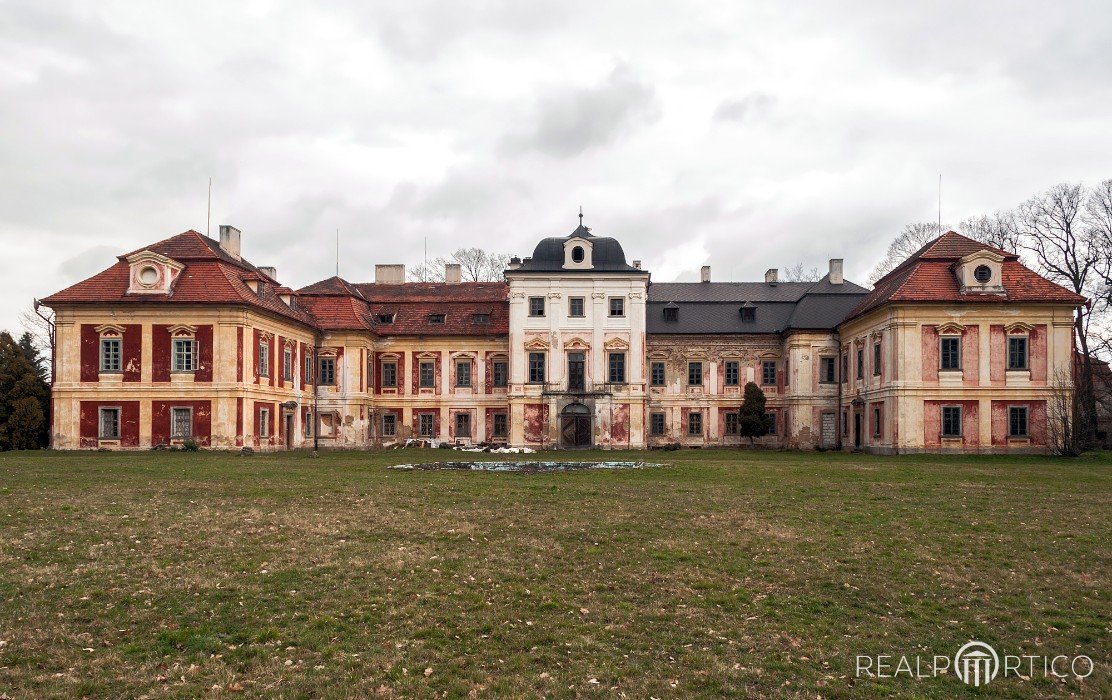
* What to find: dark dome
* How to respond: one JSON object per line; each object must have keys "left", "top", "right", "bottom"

{"left": 516, "top": 225, "right": 641, "bottom": 273}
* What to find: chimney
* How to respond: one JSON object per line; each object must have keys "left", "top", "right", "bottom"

{"left": 218, "top": 225, "right": 241, "bottom": 260}
{"left": 445, "top": 263, "right": 462, "bottom": 283}
{"left": 632, "top": 260, "right": 641, "bottom": 269}
{"left": 258, "top": 266, "right": 277, "bottom": 282}
{"left": 765, "top": 268, "right": 778, "bottom": 284}
{"left": 829, "top": 258, "right": 844, "bottom": 285}
{"left": 700, "top": 265, "right": 711, "bottom": 283}
{"left": 375, "top": 264, "right": 405, "bottom": 284}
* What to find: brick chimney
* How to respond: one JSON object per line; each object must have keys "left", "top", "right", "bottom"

{"left": 375, "top": 264, "right": 405, "bottom": 284}
{"left": 700, "top": 265, "right": 711, "bottom": 283}
{"left": 829, "top": 259, "right": 844, "bottom": 285}
{"left": 765, "top": 268, "right": 778, "bottom": 284}
{"left": 445, "top": 263, "right": 462, "bottom": 283}
{"left": 218, "top": 225, "right": 241, "bottom": 260}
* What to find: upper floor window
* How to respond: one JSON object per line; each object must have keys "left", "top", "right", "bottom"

{"left": 873, "top": 343, "right": 881, "bottom": 376}
{"left": 1009, "top": 406, "right": 1028, "bottom": 437}
{"left": 382, "top": 361, "right": 397, "bottom": 388}
{"left": 174, "top": 338, "right": 197, "bottom": 373}
{"left": 608, "top": 352, "right": 626, "bottom": 384}
{"left": 820, "top": 357, "right": 836, "bottom": 383}
{"left": 283, "top": 346, "right": 293, "bottom": 381}
{"left": 304, "top": 353, "right": 313, "bottom": 384}
{"left": 492, "top": 360, "right": 508, "bottom": 388}
{"left": 609, "top": 297, "right": 625, "bottom": 317}
{"left": 724, "top": 360, "right": 740, "bottom": 386}
{"left": 940, "top": 336, "right": 961, "bottom": 371}
{"left": 318, "top": 357, "right": 336, "bottom": 386}
{"left": 455, "top": 360, "right": 472, "bottom": 388}
{"left": 568, "top": 297, "right": 585, "bottom": 318}
{"left": 650, "top": 361, "right": 666, "bottom": 386}
{"left": 761, "top": 361, "right": 776, "bottom": 386}
{"left": 688, "top": 361, "right": 703, "bottom": 386}
{"left": 528, "top": 352, "right": 546, "bottom": 383}
{"left": 1008, "top": 336, "right": 1028, "bottom": 370}
{"left": 842, "top": 352, "right": 849, "bottom": 383}
{"left": 256, "top": 340, "right": 268, "bottom": 377}
{"left": 529, "top": 297, "right": 545, "bottom": 317}
{"left": 856, "top": 348, "right": 864, "bottom": 379}
{"left": 100, "top": 338, "right": 121, "bottom": 373}
{"left": 419, "top": 360, "right": 435, "bottom": 388}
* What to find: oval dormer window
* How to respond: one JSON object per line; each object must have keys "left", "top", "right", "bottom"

{"left": 571, "top": 246, "right": 585, "bottom": 263}
{"left": 139, "top": 266, "right": 159, "bottom": 285}
{"left": 973, "top": 265, "right": 992, "bottom": 283}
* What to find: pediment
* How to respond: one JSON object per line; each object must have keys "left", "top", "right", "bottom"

{"left": 936, "top": 322, "right": 966, "bottom": 335}
{"left": 564, "top": 336, "right": 591, "bottom": 350}
{"left": 524, "top": 336, "right": 550, "bottom": 351}
{"left": 167, "top": 324, "right": 198, "bottom": 337}
{"left": 94, "top": 323, "right": 127, "bottom": 336}
{"left": 603, "top": 337, "right": 630, "bottom": 351}
{"left": 1005, "top": 322, "right": 1034, "bottom": 334}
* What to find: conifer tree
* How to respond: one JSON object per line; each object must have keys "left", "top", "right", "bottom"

{"left": 0, "top": 331, "right": 48, "bottom": 450}
{"left": 738, "top": 381, "right": 770, "bottom": 444}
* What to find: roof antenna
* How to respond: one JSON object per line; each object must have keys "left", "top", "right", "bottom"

{"left": 937, "top": 173, "right": 942, "bottom": 233}
{"left": 206, "top": 177, "right": 212, "bottom": 237}
{"left": 335, "top": 228, "right": 339, "bottom": 277}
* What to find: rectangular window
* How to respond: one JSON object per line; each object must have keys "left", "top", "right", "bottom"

{"left": 761, "top": 360, "right": 776, "bottom": 386}
{"left": 473, "top": 313, "right": 489, "bottom": 324}
{"left": 492, "top": 413, "right": 508, "bottom": 438}
{"left": 608, "top": 352, "right": 626, "bottom": 383}
{"left": 382, "top": 413, "right": 396, "bottom": 437}
{"left": 663, "top": 306, "right": 678, "bottom": 322}
{"left": 492, "top": 360, "right": 508, "bottom": 388}
{"left": 99, "top": 338, "right": 121, "bottom": 372}
{"left": 725, "top": 412, "right": 739, "bottom": 435}
{"left": 687, "top": 411, "right": 703, "bottom": 436}
{"left": 650, "top": 361, "right": 665, "bottom": 386}
{"left": 940, "top": 336, "right": 961, "bottom": 370}
{"left": 99, "top": 407, "right": 120, "bottom": 439}
{"left": 724, "top": 361, "right": 740, "bottom": 386}
{"left": 427, "top": 314, "right": 445, "bottom": 324}
{"left": 765, "top": 411, "right": 777, "bottom": 435}
{"left": 1008, "top": 336, "right": 1028, "bottom": 370}
{"left": 256, "top": 341, "right": 268, "bottom": 377}
{"left": 455, "top": 412, "right": 471, "bottom": 438}
{"left": 283, "top": 347, "right": 293, "bottom": 381}
{"left": 856, "top": 347, "right": 864, "bottom": 379}
{"left": 174, "top": 338, "right": 197, "bottom": 372}
{"left": 820, "top": 357, "right": 836, "bottom": 383}
{"left": 529, "top": 297, "right": 545, "bottom": 317}
{"left": 455, "top": 360, "right": 472, "bottom": 388}
{"left": 1009, "top": 406, "right": 1028, "bottom": 437}
{"left": 608, "top": 297, "right": 625, "bottom": 317}
{"left": 528, "top": 352, "right": 546, "bottom": 383}
{"left": 419, "top": 413, "right": 435, "bottom": 438}
{"left": 318, "top": 357, "right": 336, "bottom": 386}
{"left": 304, "top": 411, "right": 313, "bottom": 437}
{"left": 304, "top": 354, "right": 312, "bottom": 384}
{"left": 842, "top": 352, "right": 849, "bottom": 383}
{"left": 376, "top": 313, "right": 394, "bottom": 324}
{"left": 941, "top": 406, "right": 962, "bottom": 437}
{"left": 872, "top": 407, "right": 881, "bottom": 437}
{"left": 873, "top": 343, "right": 881, "bottom": 376}
{"left": 650, "top": 413, "right": 665, "bottom": 436}
{"left": 740, "top": 306, "right": 756, "bottom": 323}
{"left": 171, "top": 407, "right": 192, "bottom": 439}
{"left": 688, "top": 362, "right": 703, "bottom": 386}
{"left": 419, "top": 360, "right": 435, "bottom": 388}
{"left": 259, "top": 408, "right": 270, "bottom": 438}
{"left": 569, "top": 297, "right": 585, "bottom": 317}
{"left": 382, "top": 361, "right": 397, "bottom": 388}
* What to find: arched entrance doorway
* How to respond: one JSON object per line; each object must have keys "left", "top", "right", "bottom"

{"left": 560, "top": 402, "right": 592, "bottom": 448}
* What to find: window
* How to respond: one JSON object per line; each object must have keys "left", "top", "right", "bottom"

{"left": 529, "top": 297, "right": 545, "bottom": 317}
{"left": 873, "top": 343, "right": 881, "bottom": 376}
{"left": 663, "top": 306, "right": 678, "bottom": 322}
{"left": 455, "top": 412, "right": 471, "bottom": 438}
{"left": 650, "top": 413, "right": 665, "bottom": 436}
{"left": 171, "top": 407, "right": 192, "bottom": 439}
{"left": 455, "top": 360, "right": 472, "bottom": 387}
{"left": 762, "top": 361, "right": 776, "bottom": 386}
{"left": 688, "top": 412, "right": 703, "bottom": 436}
{"left": 382, "top": 361, "right": 397, "bottom": 388}
{"left": 940, "top": 337, "right": 961, "bottom": 370}
{"left": 428, "top": 314, "right": 445, "bottom": 324}
{"left": 283, "top": 346, "right": 293, "bottom": 381}
{"left": 842, "top": 353, "right": 849, "bottom": 383}
{"left": 604, "top": 352, "right": 624, "bottom": 384}
{"left": 609, "top": 297, "right": 625, "bottom": 317}
{"left": 419, "top": 413, "right": 435, "bottom": 437}
{"left": 724, "top": 361, "right": 740, "bottom": 386}
{"left": 528, "top": 352, "right": 546, "bottom": 383}
{"left": 740, "top": 306, "right": 756, "bottom": 323}
{"left": 820, "top": 357, "right": 836, "bottom": 383}
{"left": 842, "top": 410, "right": 848, "bottom": 436}
{"left": 492, "top": 413, "right": 508, "bottom": 438}
{"left": 688, "top": 362, "right": 703, "bottom": 386}
{"left": 255, "top": 340, "right": 268, "bottom": 377}
{"left": 571, "top": 245, "right": 585, "bottom": 263}
{"left": 765, "top": 411, "right": 777, "bottom": 435}
{"left": 856, "top": 348, "right": 864, "bottom": 379}
{"left": 419, "top": 360, "right": 435, "bottom": 388}
{"left": 376, "top": 313, "right": 395, "bottom": 324}
{"left": 382, "top": 413, "right": 396, "bottom": 437}
{"left": 259, "top": 408, "right": 270, "bottom": 438}
{"left": 650, "top": 361, "right": 666, "bottom": 386}
{"left": 304, "top": 411, "right": 313, "bottom": 437}
{"left": 492, "top": 360, "right": 508, "bottom": 388}
{"left": 942, "top": 406, "right": 962, "bottom": 437}
{"left": 473, "top": 313, "right": 490, "bottom": 324}
{"left": 974, "top": 265, "right": 992, "bottom": 283}
{"left": 1008, "top": 336, "right": 1028, "bottom": 370}
{"left": 318, "top": 357, "right": 336, "bottom": 386}
{"left": 99, "top": 338, "right": 121, "bottom": 373}
{"left": 304, "top": 353, "right": 312, "bottom": 384}
{"left": 99, "top": 407, "right": 120, "bottom": 439}
{"left": 725, "top": 412, "right": 739, "bottom": 435}
{"left": 1009, "top": 406, "right": 1028, "bottom": 437}
{"left": 872, "top": 407, "right": 881, "bottom": 437}
{"left": 174, "top": 338, "right": 197, "bottom": 373}
{"left": 569, "top": 297, "right": 585, "bottom": 317}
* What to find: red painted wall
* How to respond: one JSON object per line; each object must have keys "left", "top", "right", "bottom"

{"left": 122, "top": 324, "right": 142, "bottom": 382}
{"left": 80, "top": 325, "right": 99, "bottom": 382}
{"left": 962, "top": 326, "right": 979, "bottom": 386}
{"left": 78, "top": 400, "right": 140, "bottom": 447}
{"left": 923, "top": 399, "right": 979, "bottom": 448}
{"left": 236, "top": 327, "right": 244, "bottom": 382}
{"left": 151, "top": 400, "right": 212, "bottom": 446}
{"left": 523, "top": 403, "right": 545, "bottom": 442}
{"left": 611, "top": 403, "right": 630, "bottom": 444}
{"left": 195, "top": 325, "right": 213, "bottom": 382}
{"left": 990, "top": 400, "right": 1046, "bottom": 446}
{"left": 921, "top": 326, "right": 939, "bottom": 382}
{"left": 236, "top": 397, "right": 244, "bottom": 447}
{"left": 1029, "top": 325, "right": 1047, "bottom": 383}
{"left": 253, "top": 400, "right": 277, "bottom": 447}
{"left": 989, "top": 325, "right": 1006, "bottom": 384}
{"left": 152, "top": 324, "right": 171, "bottom": 382}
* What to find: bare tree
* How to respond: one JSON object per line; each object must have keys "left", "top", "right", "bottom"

{"left": 1046, "top": 366, "right": 1080, "bottom": 456}
{"left": 20, "top": 302, "right": 55, "bottom": 383}
{"left": 409, "top": 248, "right": 511, "bottom": 282}
{"left": 1084, "top": 179, "right": 1112, "bottom": 362}
{"left": 782, "top": 263, "right": 821, "bottom": 282}
{"left": 959, "top": 211, "right": 1021, "bottom": 252}
{"left": 869, "top": 222, "right": 946, "bottom": 284}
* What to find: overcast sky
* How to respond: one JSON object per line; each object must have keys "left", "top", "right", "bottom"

{"left": 3, "top": 1, "right": 1110, "bottom": 334}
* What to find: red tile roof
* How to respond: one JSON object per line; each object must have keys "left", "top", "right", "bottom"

{"left": 844, "top": 231, "right": 1085, "bottom": 323}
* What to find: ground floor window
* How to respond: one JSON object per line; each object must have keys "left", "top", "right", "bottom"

{"left": 942, "top": 406, "right": 962, "bottom": 437}
{"left": 304, "top": 411, "right": 313, "bottom": 437}
{"left": 419, "top": 413, "right": 435, "bottom": 438}
{"left": 688, "top": 412, "right": 702, "bottom": 436}
{"left": 724, "top": 412, "right": 739, "bottom": 435}
{"left": 1009, "top": 406, "right": 1028, "bottom": 437}
{"left": 382, "top": 413, "right": 396, "bottom": 437}
{"left": 99, "top": 407, "right": 120, "bottom": 439}
{"left": 492, "top": 413, "right": 508, "bottom": 438}
{"left": 650, "top": 412, "right": 665, "bottom": 436}
{"left": 765, "top": 411, "right": 777, "bottom": 435}
{"left": 171, "top": 407, "right": 192, "bottom": 439}
{"left": 872, "top": 407, "right": 881, "bottom": 438}
{"left": 455, "top": 412, "right": 471, "bottom": 438}
{"left": 260, "top": 408, "right": 270, "bottom": 438}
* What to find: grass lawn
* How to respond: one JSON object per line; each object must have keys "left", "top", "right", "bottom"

{"left": 0, "top": 449, "right": 1109, "bottom": 698}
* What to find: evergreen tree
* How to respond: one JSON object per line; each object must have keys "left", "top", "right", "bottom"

{"left": 737, "top": 381, "right": 770, "bottom": 444}
{"left": 17, "top": 332, "right": 48, "bottom": 382}
{"left": 0, "top": 332, "right": 49, "bottom": 450}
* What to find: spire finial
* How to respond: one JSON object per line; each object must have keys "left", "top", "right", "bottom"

{"left": 578, "top": 205, "right": 583, "bottom": 226}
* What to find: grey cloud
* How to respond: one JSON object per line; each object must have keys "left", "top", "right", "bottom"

{"left": 58, "top": 245, "right": 124, "bottom": 282}
{"left": 714, "top": 92, "right": 776, "bottom": 122}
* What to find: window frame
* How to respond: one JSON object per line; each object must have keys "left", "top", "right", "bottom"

{"left": 687, "top": 411, "right": 703, "bottom": 436}
{"left": 687, "top": 361, "right": 703, "bottom": 386}
{"left": 740, "top": 307, "right": 756, "bottom": 323}
{"left": 872, "top": 407, "right": 881, "bottom": 438}
{"left": 1009, "top": 406, "right": 1029, "bottom": 438}
{"left": 304, "top": 353, "right": 313, "bottom": 384}
{"left": 98, "top": 407, "right": 121, "bottom": 439}
{"left": 492, "top": 360, "right": 508, "bottom": 388}
{"left": 608, "top": 297, "right": 625, "bottom": 318}
{"left": 941, "top": 405, "right": 962, "bottom": 438}
{"left": 259, "top": 408, "right": 270, "bottom": 438}
{"left": 455, "top": 411, "right": 471, "bottom": 438}
{"left": 381, "top": 360, "right": 398, "bottom": 388}
{"left": 761, "top": 360, "right": 777, "bottom": 386}
{"left": 820, "top": 356, "right": 837, "bottom": 384}
{"left": 724, "top": 412, "right": 739, "bottom": 435}
{"left": 607, "top": 351, "right": 626, "bottom": 384}
{"left": 650, "top": 361, "right": 666, "bottom": 387}
{"left": 317, "top": 357, "right": 336, "bottom": 386}
{"left": 174, "top": 337, "right": 198, "bottom": 373}
{"left": 455, "top": 359, "right": 472, "bottom": 388}
{"left": 170, "top": 406, "right": 193, "bottom": 439}
{"left": 939, "top": 336, "right": 961, "bottom": 371}
{"left": 418, "top": 413, "right": 435, "bottom": 438}
{"left": 856, "top": 347, "right": 864, "bottom": 380}
{"left": 255, "top": 340, "right": 268, "bottom": 377}
{"left": 724, "top": 360, "right": 740, "bottom": 386}
{"left": 99, "top": 337, "right": 122, "bottom": 373}
{"left": 873, "top": 342, "right": 881, "bottom": 376}
{"left": 663, "top": 306, "right": 678, "bottom": 322}
{"left": 528, "top": 296, "right": 545, "bottom": 317}
{"left": 765, "top": 411, "right": 777, "bottom": 435}
{"left": 650, "top": 412, "right": 665, "bottom": 436}
{"left": 282, "top": 346, "right": 293, "bottom": 381}
{"left": 419, "top": 360, "right": 436, "bottom": 389}
{"left": 1007, "top": 336, "right": 1029, "bottom": 371}
{"left": 382, "top": 413, "right": 397, "bottom": 437}
{"left": 492, "top": 412, "right": 508, "bottom": 438}
{"left": 527, "top": 352, "right": 546, "bottom": 384}
{"left": 568, "top": 297, "right": 585, "bottom": 318}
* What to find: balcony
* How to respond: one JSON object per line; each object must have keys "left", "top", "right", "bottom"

{"left": 540, "top": 381, "right": 628, "bottom": 396}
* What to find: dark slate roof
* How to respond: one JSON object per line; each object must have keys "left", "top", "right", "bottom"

{"left": 647, "top": 275, "right": 869, "bottom": 334}
{"left": 512, "top": 225, "right": 644, "bottom": 273}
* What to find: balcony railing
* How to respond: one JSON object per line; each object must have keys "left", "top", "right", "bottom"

{"left": 539, "top": 381, "right": 630, "bottom": 396}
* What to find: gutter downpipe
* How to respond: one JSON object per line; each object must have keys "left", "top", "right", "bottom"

{"left": 313, "top": 332, "right": 321, "bottom": 452}
{"left": 835, "top": 330, "right": 843, "bottom": 451}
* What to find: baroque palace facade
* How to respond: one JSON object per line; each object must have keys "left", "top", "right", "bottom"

{"left": 42, "top": 222, "right": 1084, "bottom": 453}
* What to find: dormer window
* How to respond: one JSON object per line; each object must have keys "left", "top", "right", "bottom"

{"left": 126, "top": 250, "right": 183, "bottom": 295}
{"left": 956, "top": 250, "right": 1005, "bottom": 294}
{"left": 138, "top": 266, "right": 158, "bottom": 285}
{"left": 473, "top": 313, "right": 490, "bottom": 324}
{"left": 740, "top": 306, "right": 756, "bottom": 323}
{"left": 428, "top": 314, "right": 445, "bottom": 324}
{"left": 377, "top": 313, "right": 395, "bottom": 324}
{"left": 663, "top": 306, "right": 678, "bottom": 322}
{"left": 562, "top": 237, "right": 593, "bottom": 269}
{"left": 572, "top": 246, "right": 585, "bottom": 263}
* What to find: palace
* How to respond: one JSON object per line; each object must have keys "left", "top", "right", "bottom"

{"left": 42, "top": 222, "right": 1084, "bottom": 453}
